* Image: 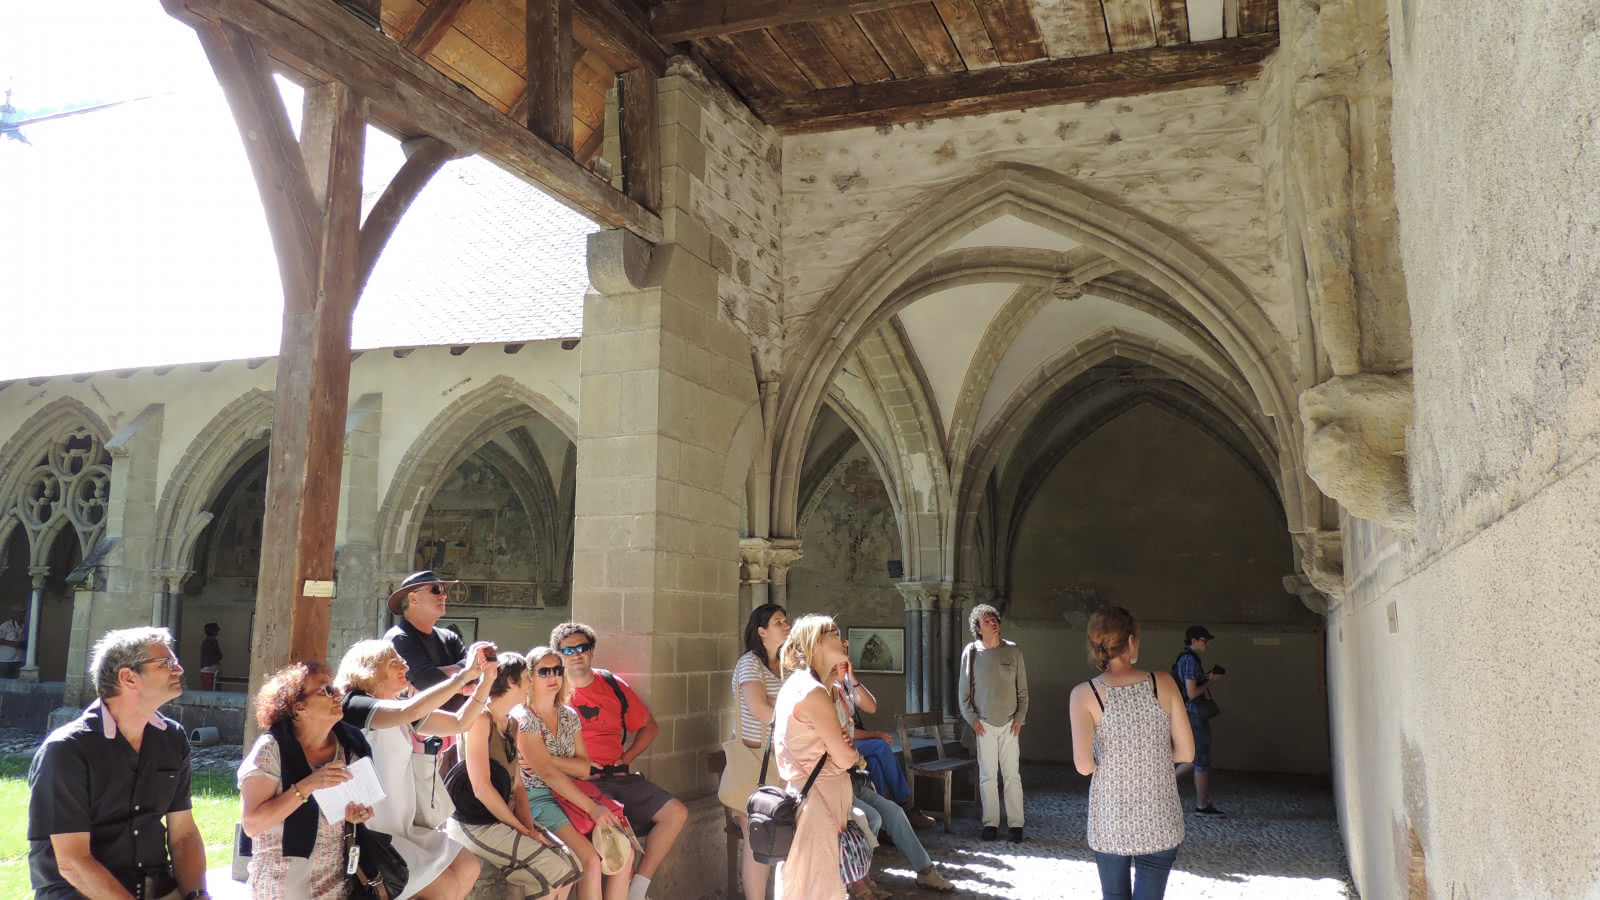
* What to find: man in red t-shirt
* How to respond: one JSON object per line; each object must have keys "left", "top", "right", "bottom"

{"left": 553, "top": 622, "right": 687, "bottom": 900}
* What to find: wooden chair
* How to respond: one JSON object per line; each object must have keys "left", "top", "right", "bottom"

{"left": 895, "top": 711, "right": 978, "bottom": 833}
{"left": 707, "top": 750, "right": 740, "bottom": 899}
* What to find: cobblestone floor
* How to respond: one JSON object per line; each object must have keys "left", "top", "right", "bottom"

{"left": 874, "top": 764, "right": 1356, "bottom": 899}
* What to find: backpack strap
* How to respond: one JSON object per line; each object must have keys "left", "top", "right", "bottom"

{"left": 596, "top": 668, "right": 630, "bottom": 744}
{"left": 757, "top": 721, "right": 829, "bottom": 798}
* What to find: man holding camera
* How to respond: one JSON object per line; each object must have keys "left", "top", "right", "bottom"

{"left": 1174, "top": 625, "right": 1226, "bottom": 817}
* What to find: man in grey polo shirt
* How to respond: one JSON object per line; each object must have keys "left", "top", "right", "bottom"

{"left": 959, "top": 603, "right": 1029, "bottom": 843}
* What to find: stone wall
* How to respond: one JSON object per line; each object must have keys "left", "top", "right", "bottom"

{"left": 1329, "top": 0, "right": 1600, "bottom": 896}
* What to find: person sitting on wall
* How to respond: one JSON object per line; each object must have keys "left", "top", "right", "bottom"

{"left": 28, "top": 626, "right": 211, "bottom": 899}
{"left": 835, "top": 638, "right": 935, "bottom": 830}
{"left": 385, "top": 571, "right": 474, "bottom": 713}
{"left": 198, "top": 623, "right": 222, "bottom": 691}
{"left": 552, "top": 622, "right": 689, "bottom": 900}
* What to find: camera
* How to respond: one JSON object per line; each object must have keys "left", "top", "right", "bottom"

{"left": 483, "top": 649, "right": 498, "bottom": 661}
{"left": 1210, "top": 665, "right": 1227, "bottom": 676}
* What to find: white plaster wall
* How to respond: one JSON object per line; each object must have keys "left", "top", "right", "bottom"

{"left": 781, "top": 80, "right": 1290, "bottom": 358}
{"left": 1330, "top": 0, "right": 1600, "bottom": 896}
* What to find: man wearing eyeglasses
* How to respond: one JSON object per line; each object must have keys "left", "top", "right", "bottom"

{"left": 384, "top": 570, "right": 495, "bottom": 713}
{"left": 27, "top": 626, "right": 210, "bottom": 900}
{"left": 552, "top": 622, "right": 688, "bottom": 900}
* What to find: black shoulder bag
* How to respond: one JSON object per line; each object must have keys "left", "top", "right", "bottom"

{"left": 745, "top": 723, "right": 828, "bottom": 865}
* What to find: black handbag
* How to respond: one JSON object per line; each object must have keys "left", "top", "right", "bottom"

{"left": 746, "top": 724, "right": 828, "bottom": 865}
{"left": 345, "top": 822, "right": 409, "bottom": 900}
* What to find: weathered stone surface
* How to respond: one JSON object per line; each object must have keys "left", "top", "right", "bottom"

{"left": 1300, "top": 373, "right": 1414, "bottom": 533}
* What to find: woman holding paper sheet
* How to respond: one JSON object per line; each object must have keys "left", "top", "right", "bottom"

{"left": 336, "top": 639, "right": 499, "bottom": 899}
{"left": 238, "top": 661, "right": 377, "bottom": 899}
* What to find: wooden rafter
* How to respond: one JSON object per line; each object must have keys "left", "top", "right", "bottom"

{"left": 163, "top": 0, "right": 662, "bottom": 242}
{"left": 652, "top": 0, "right": 928, "bottom": 42}
{"left": 357, "top": 137, "right": 464, "bottom": 292}
{"left": 576, "top": 0, "right": 667, "bottom": 74}
{"left": 619, "top": 67, "right": 659, "bottom": 210}
{"left": 753, "top": 33, "right": 1279, "bottom": 133}
{"left": 527, "top": 0, "right": 576, "bottom": 150}
{"left": 400, "top": 0, "right": 472, "bottom": 57}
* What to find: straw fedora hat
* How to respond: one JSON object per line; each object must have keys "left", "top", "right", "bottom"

{"left": 385, "top": 570, "right": 461, "bottom": 616}
{"left": 592, "top": 822, "right": 632, "bottom": 877}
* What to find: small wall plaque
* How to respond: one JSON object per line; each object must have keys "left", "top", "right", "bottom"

{"left": 302, "top": 580, "right": 336, "bottom": 598}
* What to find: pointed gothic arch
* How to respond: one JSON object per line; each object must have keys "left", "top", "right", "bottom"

{"left": 152, "top": 389, "right": 275, "bottom": 577}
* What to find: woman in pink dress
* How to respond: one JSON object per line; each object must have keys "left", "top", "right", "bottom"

{"left": 771, "top": 615, "right": 859, "bottom": 900}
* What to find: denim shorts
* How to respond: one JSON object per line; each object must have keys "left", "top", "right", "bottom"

{"left": 1188, "top": 711, "right": 1212, "bottom": 771}
{"left": 526, "top": 784, "right": 574, "bottom": 830}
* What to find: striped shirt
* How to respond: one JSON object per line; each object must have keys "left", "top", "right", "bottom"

{"left": 732, "top": 651, "right": 782, "bottom": 743}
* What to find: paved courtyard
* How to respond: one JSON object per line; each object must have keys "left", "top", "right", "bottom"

{"left": 872, "top": 764, "right": 1356, "bottom": 900}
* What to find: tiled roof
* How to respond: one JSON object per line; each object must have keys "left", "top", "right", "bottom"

{"left": 353, "top": 157, "right": 591, "bottom": 350}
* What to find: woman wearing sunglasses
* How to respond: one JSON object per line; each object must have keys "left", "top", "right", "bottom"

{"left": 238, "top": 662, "right": 376, "bottom": 898}
{"left": 333, "top": 639, "right": 499, "bottom": 899}
{"left": 513, "top": 646, "right": 634, "bottom": 900}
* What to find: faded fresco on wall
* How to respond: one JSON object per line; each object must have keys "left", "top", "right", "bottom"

{"left": 414, "top": 455, "right": 538, "bottom": 605}
{"left": 211, "top": 467, "right": 265, "bottom": 578}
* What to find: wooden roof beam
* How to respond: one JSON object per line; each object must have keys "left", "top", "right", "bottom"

{"left": 753, "top": 34, "right": 1279, "bottom": 133}
{"left": 576, "top": 0, "right": 668, "bottom": 75}
{"left": 652, "top": 0, "right": 928, "bottom": 42}
{"left": 401, "top": 0, "right": 471, "bottom": 57}
{"left": 162, "top": 0, "right": 662, "bottom": 242}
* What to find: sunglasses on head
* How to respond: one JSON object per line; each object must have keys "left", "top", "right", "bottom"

{"left": 557, "top": 642, "right": 594, "bottom": 657}
{"left": 536, "top": 665, "right": 565, "bottom": 678}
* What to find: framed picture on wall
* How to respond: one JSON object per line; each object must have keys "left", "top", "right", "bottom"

{"left": 437, "top": 616, "right": 478, "bottom": 645}
{"left": 847, "top": 627, "right": 904, "bottom": 674}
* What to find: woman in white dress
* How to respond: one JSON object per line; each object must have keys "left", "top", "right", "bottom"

{"left": 335, "top": 638, "right": 499, "bottom": 900}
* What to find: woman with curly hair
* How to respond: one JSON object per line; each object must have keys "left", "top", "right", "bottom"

{"left": 447, "top": 651, "right": 582, "bottom": 898}
{"left": 513, "top": 645, "right": 632, "bottom": 900}
{"left": 238, "top": 662, "right": 376, "bottom": 899}
{"left": 1068, "top": 607, "right": 1195, "bottom": 900}
{"left": 334, "top": 639, "right": 500, "bottom": 899}
{"left": 771, "top": 614, "right": 858, "bottom": 900}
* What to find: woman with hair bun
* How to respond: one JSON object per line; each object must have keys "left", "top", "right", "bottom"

{"left": 1068, "top": 607, "right": 1195, "bottom": 900}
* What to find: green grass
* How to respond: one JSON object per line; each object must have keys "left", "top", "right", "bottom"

{"left": 0, "top": 754, "right": 241, "bottom": 897}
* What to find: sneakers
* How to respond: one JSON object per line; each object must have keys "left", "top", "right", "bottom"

{"left": 915, "top": 866, "right": 955, "bottom": 892}
{"left": 1193, "top": 804, "right": 1226, "bottom": 817}
{"left": 1008, "top": 827, "right": 1024, "bottom": 843}
{"left": 981, "top": 825, "right": 998, "bottom": 841}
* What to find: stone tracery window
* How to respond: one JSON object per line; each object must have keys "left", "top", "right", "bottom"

{"left": 11, "top": 425, "right": 112, "bottom": 557}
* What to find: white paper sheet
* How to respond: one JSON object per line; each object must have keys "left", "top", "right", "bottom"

{"left": 311, "top": 756, "right": 387, "bottom": 824}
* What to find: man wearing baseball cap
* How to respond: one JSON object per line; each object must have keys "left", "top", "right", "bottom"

{"left": 383, "top": 571, "right": 487, "bottom": 712}
{"left": 1174, "top": 625, "right": 1226, "bottom": 816}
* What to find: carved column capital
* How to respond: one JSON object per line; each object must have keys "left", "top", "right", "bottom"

{"left": 1300, "top": 373, "right": 1415, "bottom": 532}
{"left": 27, "top": 566, "right": 50, "bottom": 589}
{"left": 738, "top": 537, "right": 773, "bottom": 584}
{"left": 1283, "top": 574, "right": 1333, "bottom": 616}
{"left": 895, "top": 581, "right": 951, "bottom": 611}
{"left": 1292, "top": 528, "right": 1345, "bottom": 601}
{"left": 767, "top": 539, "right": 803, "bottom": 587}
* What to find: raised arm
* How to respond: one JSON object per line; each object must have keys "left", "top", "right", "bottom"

{"left": 366, "top": 649, "right": 491, "bottom": 731}
{"left": 796, "top": 686, "right": 857, "bottom": 767}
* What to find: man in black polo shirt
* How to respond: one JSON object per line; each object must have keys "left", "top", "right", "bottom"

{"left": 28, "top": 626, "right": 209, "bottom": 900}
{"left": 384, "top": 571, "right": 479, "bottom": 712}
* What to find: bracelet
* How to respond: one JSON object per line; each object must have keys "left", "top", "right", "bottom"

{"left": 292, "top": 785, "right": 307, "bottom": 803}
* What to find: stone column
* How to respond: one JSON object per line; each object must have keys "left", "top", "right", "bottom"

{"left": 765, "top": 540, "right": 802, "bottom": 610}
{"left": 896, "top": 582, "right": 950, "bottom": 714}
{"left": 947, "top": 584, "right": 972, "bottom": 720}
{"left": 19, "top": 567, "right": 48, "bottom": 682}
{"left": 738, "top": 537, "right": 772, "bottom": 615}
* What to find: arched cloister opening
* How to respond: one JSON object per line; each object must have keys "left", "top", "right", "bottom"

{"left": 174, "top": 446, "right": 269, "bottom": 692}
{"left": 376, "top": 377, "right": 577, "bottom": 653}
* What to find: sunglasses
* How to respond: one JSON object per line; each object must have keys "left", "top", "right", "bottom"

{"left": 418, "top": 584, "right": 447, "bottom": 596}
{"left": 536, "top": 665, "right": 565, "bottom": 678}
{"left": 131, "top": 656, "right": 181, "bottom": 672}
{"left": 305, "top": 683, "right": 341, "bottom": 700}
{"left": 557, "top": 642, "right": 594, "bottom": 657}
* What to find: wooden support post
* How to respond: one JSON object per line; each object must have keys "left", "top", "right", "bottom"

{"left": 527, "top": 0, "right": 575, "bottom": 151}
{"left": 619, "top": 67, "right": 659, "bottom": 212}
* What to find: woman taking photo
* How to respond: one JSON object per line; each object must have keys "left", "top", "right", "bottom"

{"left": 721, "top": 603, "right": 789, "bottom": 900}
{"left": 1068, "top": 607, "right": 1194, "bottom": 900}
{"left": 238, "top": 662, "right": 377, "bottom": 899}
{"left": 514, "top": 645, "right": 633, "bottom": 900}
{"left": 335, "top": 638, "right": 499, "bottom": 900}
{"left": 447, "top": 651, "right": 582, "bottom": 898}
{"left": 772, "top": 614, "right": 858, "bottom": 900}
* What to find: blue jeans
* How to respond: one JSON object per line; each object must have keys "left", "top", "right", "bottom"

{"left": 857, "top": 738, "right": 911, "bottom": 805}
{"left": 854, "top": 784, "right": 931, "bottom": 872}
{"left": 1094, "top": 846, "right": 1179, "bottom": 900}
{"left": 1188, "top": 711, "right": 1212, "bottom": 771}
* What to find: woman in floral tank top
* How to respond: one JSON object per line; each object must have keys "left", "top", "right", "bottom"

{"left": 1068, "top": 607, "right": 1195, "bottom": 900}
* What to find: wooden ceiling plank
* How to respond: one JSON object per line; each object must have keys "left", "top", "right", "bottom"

{"left": 931, "top": 0, "right": 1000, "bottom": 69}
{"left": 422, "top": 31, "right": 520, "bottom": 106}
{"left": 654, "top": 0, "right": 929, "bottom": 42}
{"left": 770, "top": 22, "right": 856, "bottom": 89}
{"left": 1237, "top": 0, "right": 1273, "bottom": 35}
{"left": 166, "top": 0, "right": 661, "bottom": 240}
{"left": 754, "top": 32, "right": 1277, "bottom": 132}
{"left": 401, "top": 0, "right": 472, "bottom": 56}
{"left": 854, "top": 9, "right": 927, "bottom": 79}
{"left": 1031, "top": 0, "right": 1110, "bottom": 57}
{"left": 700, "top": 33, "right": 786, "bottom": 97}
{"left": 971, "top": 0, "right": 1047, "bottom": 63}
{"left": 808, "top": 16, "right": 896, "bottom": 83}
{"left": 575, "top": 119, "right": 606, "bottom": 165}
{"left": 891, "top": 4, "right": 966, "bottom": 75}
{"left": 527, "top": 0, "right": 576, "bottom": 150}
{"left": 1150, "top": 0, "right": 1189, "bottom": 45}
{"left": 729, "top": 29, "right": 816, "bottom": 95}
{"left": 381, "top": 0, "right": 425, "bottom": 42}
{"left": 1101, "top": 0, "right": 1157, "bottom": 51}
